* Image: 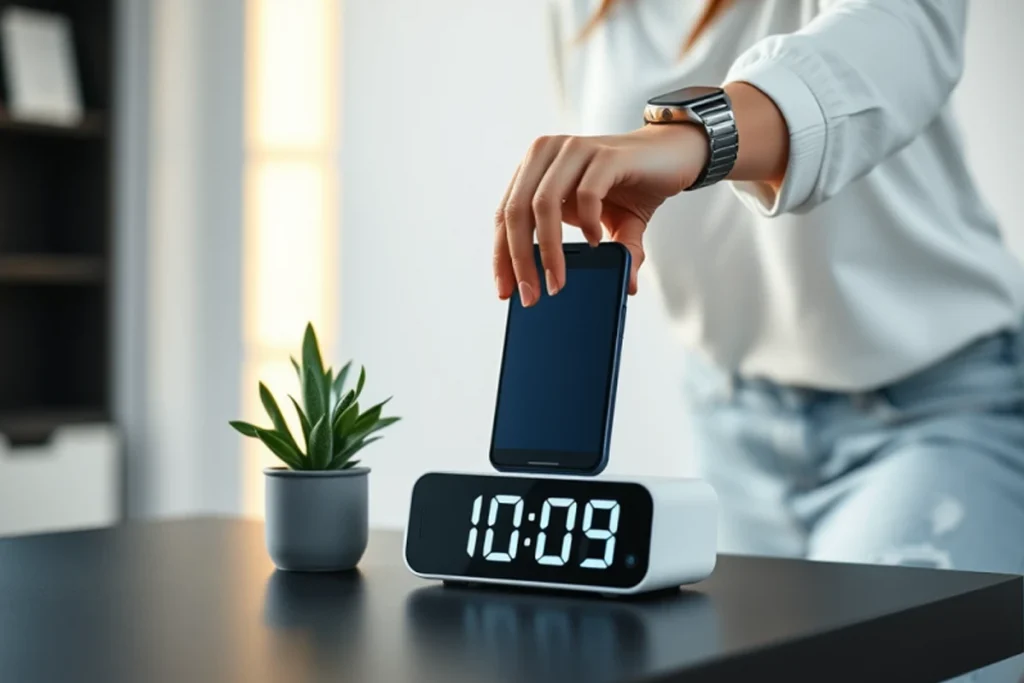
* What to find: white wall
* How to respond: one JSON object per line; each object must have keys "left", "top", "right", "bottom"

{"left": 116, "top": 0, "right": 245, "bottom": 519}
{"left": 114, "top": 0, "right": 151, "bottom": 518}
{"left": 338, "top": 0, "right": 690, "bottom": 529}
{"left": 954, "top": 0, "right": 1024, "bottom": 256}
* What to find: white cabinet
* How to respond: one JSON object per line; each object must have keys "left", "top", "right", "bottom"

{"left": 0, "top": 424, "right": 119, "bottom": 537}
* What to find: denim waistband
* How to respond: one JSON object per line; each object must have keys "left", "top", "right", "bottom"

{"left": 683, "top": 325, "right": 1024, "bottom": 417}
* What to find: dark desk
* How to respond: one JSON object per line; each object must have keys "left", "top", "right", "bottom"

{"left": 0, "top": 518, "right": 1019, "bottom": 682}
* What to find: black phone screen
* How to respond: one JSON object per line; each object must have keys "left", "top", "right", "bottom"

{"left": 490, "top": 243, "right": 629, "bottom": 474}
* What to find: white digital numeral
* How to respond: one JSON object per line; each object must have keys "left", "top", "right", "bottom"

{"left": 483, "top": 495, "right": 524, "bottom": 563}
{"left": 580, "top": 499, "right": 620, "bottom": 569}
{"left": 534, "top": 497, "right": 577, "bottom": 566}
{"left": 466, "top": 495, "right": 483, "bottom": 557}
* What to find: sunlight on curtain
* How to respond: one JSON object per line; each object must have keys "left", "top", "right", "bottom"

{"left": 242, "top": 0, "right": 339, "bottom": 516}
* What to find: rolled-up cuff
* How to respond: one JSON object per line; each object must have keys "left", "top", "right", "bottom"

{"left": 725, "top": 58, "right": 827, "bottom": 217}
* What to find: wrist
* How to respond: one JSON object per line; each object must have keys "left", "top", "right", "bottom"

{"left": 634, "top": 123, "right": 710, "bottom": 193}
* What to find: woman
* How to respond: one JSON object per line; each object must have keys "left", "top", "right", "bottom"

{"left": 495, "top": 1, "right": 1024, "bottom": 678}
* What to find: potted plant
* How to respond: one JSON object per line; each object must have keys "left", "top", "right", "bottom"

{"left": 230, "top": 323, "right": 400, "bottom": 572}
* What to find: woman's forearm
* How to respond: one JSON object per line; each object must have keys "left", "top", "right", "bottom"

{"left": 723, "top": 81, "right": 790, "bottom": 193}
{"left": 492, "top": 79, "right": 791, "bottom": 301}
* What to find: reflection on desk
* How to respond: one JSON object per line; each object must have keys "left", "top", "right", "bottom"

{"left": 259, "top": 569, "right": 722, "bottom": 683}
{"left": 405, "top": 584, "right": 720, "bottom": 682}
{"left": 262, "top": 569, "right": 369, "bottom": 673}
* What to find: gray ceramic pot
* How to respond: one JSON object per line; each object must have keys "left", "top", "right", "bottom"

{"left": 264, "top": 467, "right": 369, "bottom": 572}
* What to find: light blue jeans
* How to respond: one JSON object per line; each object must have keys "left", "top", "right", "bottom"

{"left": 683, "top": 327, "right": 1024, "bottom": 682}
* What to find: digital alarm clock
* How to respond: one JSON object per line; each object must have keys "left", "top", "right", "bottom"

{"left": 404, "top": 472, "right": 718, "bottom": 596}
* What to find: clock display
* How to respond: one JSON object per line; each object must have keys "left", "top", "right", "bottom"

{"left": 406, "top": 473, "right": 654, "bottom": 589}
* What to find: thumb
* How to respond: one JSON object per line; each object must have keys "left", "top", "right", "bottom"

{"left": 605, "top": 210, "right": 646, "bottom": 295}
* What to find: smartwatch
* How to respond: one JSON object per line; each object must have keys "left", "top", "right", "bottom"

{"left": 643, "top": 86, "right": 738, "bottom": 191}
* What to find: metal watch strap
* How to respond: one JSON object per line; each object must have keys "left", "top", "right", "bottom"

{"left": 684, "top": 94, "right": 738, "bottom": 191}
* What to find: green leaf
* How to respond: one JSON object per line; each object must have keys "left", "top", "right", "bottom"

{"left": 341, "top": 459, "right": 361, "bottom": 470}
{"left": 302, "top": 323, "right": 326, "bottom": 384}
{"left": 331, "top": 388, "right": 356, "bottom": 427}
{"left": 354, "top": 397, "right": 391, "bottom": 433}
{"left": 341, "top": 435, "right": 381, "bottom": 460}
{"left": 303, "top": 366, "right": 327, "bottom": 425}
{"left": 327, "top": 436, "right": 381, "bottom": 470}
{"left": 229, "top": 420, "right": 260, "bottom": 438}
{"left": 344, "top": 416, "right": 399, "bottom": 454}
{"left": 308, "top": 415, "right": 333, "bottom": 470}
{"left": 335, "top": 400, "right": 360, "bottom": 442}
{"left": 355, "top": 366, "right": 366, "bottom": 399}
{"left": 332, "top": 361, "right": 352, "bottom": 404}
{"left": 290, "top": 356, "right": 301, "bottom": 382}
{"left": 256, "top": 427, "right": 305, "bottom": 470}
{"left": 323, "top": 366, "right": 334, "bottom": 409}
{"left": 359, "top": 416, "right": 401, "bottom": 439}
{"left": 289, "top": 395, "right": 311, "bottom": 448}
{"left": 259, "top": 383, "right": 298, "bottom": 452}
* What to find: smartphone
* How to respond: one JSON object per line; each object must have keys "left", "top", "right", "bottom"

{"left": 489, "top": 242, "right": 631, "bottom": 476}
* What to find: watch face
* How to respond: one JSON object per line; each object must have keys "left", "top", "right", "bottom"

{"left": 405, "top": 473, "right": 654, "bottom": 589}
{"left": 647, "top": 86, "right": 722, "bottom": 107}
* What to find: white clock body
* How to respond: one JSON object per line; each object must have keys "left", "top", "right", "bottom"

{"left": 403, "top": 472, "right": 718, "bottom": 596}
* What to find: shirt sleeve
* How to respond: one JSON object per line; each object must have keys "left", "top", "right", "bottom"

{"left": 723, "top": 0, "right": 968, "bottom": 217}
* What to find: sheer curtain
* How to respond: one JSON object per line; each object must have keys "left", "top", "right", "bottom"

{"left": 241, "top": 0, "right": 340, "bottom": 516}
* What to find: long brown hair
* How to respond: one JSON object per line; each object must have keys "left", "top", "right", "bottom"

{"left": 578, "top": 0, "right": 734, "bottom": 54}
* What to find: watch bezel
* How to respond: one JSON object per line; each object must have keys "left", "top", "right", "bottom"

{"left": 643, "top": 87, "right": 728, "bottom": 126}
{"left": 646, "top": 86, "right": 724, "bottom": 108}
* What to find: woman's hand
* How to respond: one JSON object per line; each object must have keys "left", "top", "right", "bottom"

{"left": 493, "top": 122, "right": 708, "bottom": 306}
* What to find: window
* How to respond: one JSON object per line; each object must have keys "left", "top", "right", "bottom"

{"left": 241, "top": 0, "right": 339, "bottom": 515}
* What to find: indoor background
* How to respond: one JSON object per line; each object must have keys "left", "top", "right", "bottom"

{"left": 1, "top": 0, "right": 1022, "bottom": 536}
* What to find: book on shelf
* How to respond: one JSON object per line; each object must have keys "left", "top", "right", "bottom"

{"left": 0, "top": 6, "right": 83, "bottom": 127}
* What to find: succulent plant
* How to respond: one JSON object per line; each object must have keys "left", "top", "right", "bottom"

{"left": 230, "top": 323, "right": 399, "bottom": 470}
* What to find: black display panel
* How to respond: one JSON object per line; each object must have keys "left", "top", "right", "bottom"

{"left": 406, "top": 473, "right": 653, "bottom": 589}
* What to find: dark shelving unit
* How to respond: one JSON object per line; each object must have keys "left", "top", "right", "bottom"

{"left": 0, "top": 0, "right": 113, "bottom": 446}
{"left": 0, "top": 409, "right": 108, "bottom": 447}
{"left": 0, "top": 254, "right": 105, "bottom": 283}
{"left": 0, "top": 109, "right": 107, "bottom": 138}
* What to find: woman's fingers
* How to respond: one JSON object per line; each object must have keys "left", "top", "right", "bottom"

{"left": 493, "top": 164, "right": 521, "bottom": 300}
{"left": 570, "top": 153, "right": 606, "bottom": 248}
{"left": 505, "top": 136, "right": 564, "bottom": 306}
{"left": 604, "top": 206, "right": 647, "bottom": 295}
{"left": 576, "top": 149, "right": 618, "bottom": 230}
{"left": 578, "top": 156, "right": 646, "bottom": 294}
{"left": 533, "top": 138, "right": 596, "bottom": 295}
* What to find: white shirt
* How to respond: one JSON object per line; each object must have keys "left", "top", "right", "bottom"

{"left": 548, "top": 0, "right": 1024, "bottom": 390}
